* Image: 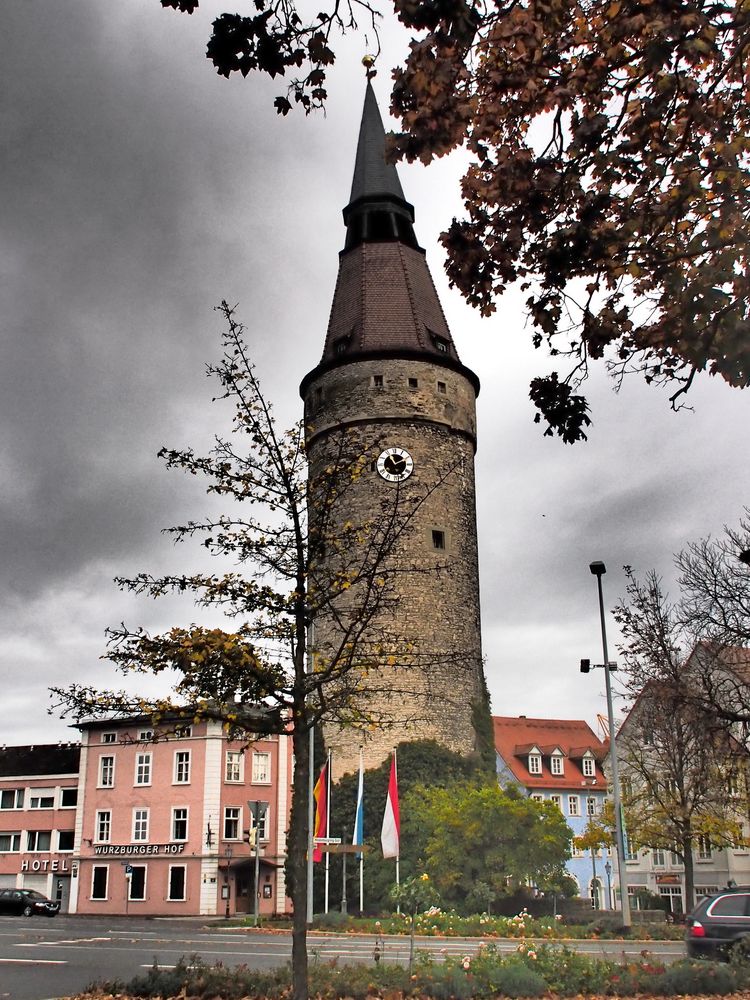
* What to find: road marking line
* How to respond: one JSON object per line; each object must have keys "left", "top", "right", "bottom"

{"left": 16, "top": 936, "right": 111, "bottom": 946}
{"left": 0, "top": 958, "right": 67, "bottom": 964}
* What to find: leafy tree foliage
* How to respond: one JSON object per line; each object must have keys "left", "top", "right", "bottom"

{"left": 323, "top": 739, "right": 488, "bottom": 913}
{"left": 617, "top": 678, "right": 744, "bottom": 911}
{"left": 161, "top": 0, "right": 748, "bottom": 440}
{"left": 408, "top": 781, "right": 572, "bottom": 909}
{"left": 614, "top": 520, "right": 750, "bottom": 910}
{"left": 615, "top": 510, "right": 750, "bottom": 737}
{"left": 49, "top": 304, "right": 457, "bottom": 1000}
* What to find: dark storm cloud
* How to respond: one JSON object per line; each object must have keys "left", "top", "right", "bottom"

{"left": 0, "top": 1, "right": 747, "bottom": 741}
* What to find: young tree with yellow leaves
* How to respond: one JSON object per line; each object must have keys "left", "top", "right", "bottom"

{"left": 50, "top": 302, "right": 465, "bottom": 1000}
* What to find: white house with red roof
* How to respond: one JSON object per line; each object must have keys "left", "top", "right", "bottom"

{"left": 493, "top": 715, "right": 612, "bottom": 907}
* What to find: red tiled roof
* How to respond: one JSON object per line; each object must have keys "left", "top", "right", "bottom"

{"left": 493, "top": 716, "right": 608, "bottom": 790}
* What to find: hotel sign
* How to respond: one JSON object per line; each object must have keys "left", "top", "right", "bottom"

{"left": 21, "top": 857, "right": 72, "bottom": 873}
{"left": 93, "top": 844, "right": 186, "bottom": 856}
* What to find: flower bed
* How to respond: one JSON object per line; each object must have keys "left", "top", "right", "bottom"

{"left": 69, "top": 943, "right": 750, "bottom": 999}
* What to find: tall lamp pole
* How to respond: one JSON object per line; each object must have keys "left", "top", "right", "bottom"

{"left": 588, "top": 560, "right": 631, "bottom": 929}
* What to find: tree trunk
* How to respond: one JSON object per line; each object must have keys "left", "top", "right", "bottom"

{"left": 290, "top": 722, "right": 310, "bottom": 1000}
{"left": 682, "top": 834, "right": 696, "bottom": 914}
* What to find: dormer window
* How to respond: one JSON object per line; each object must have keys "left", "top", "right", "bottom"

{"left": 582, "top": 755, "right": 595, "bottom": 777}
{"left": 551, "top": 752, "right": 564, "bottom": 776}
{"left": 427, "top": 329, "right": 450, "bottom": 354}
{"left": 334, "top": 336, "right": 350, "bottom": 356}
{"left": 528, "top": 753, "right": 542, "bottom": 775}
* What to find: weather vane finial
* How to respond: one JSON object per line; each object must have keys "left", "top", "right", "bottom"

{"left": 362, "top": 54, "right": 377, "bottom": 80}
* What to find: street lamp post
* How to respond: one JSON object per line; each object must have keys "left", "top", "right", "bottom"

{"left": 605, "top": 860, "right": 613, "bottom": 911}
{"left": 586, "top": 560, "right": 631, "bottom": 929}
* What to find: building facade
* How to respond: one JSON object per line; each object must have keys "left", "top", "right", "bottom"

{"left": 0, "top": 744, "right": 81, "bottom": 911}
{"left": 300, "top": 79, "right": 488, "bottom": 777}
{"left": 0, "top": 721, "right": 293, "bottom": 917}
{"left": 615, "top": 658, "right": 750, "bottom": 917}
{"left": 493, "top": 716, "right": 613, "bottom": 906}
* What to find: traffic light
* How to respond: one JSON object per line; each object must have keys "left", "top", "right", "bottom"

{"left": 243, "top": 827, "right": 257, "bottom": 848}
{"left": 580, "top": 658, "right": 591, "bottom": 673}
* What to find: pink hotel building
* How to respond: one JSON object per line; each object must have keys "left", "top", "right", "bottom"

{"left": 0, "top": 717, "right": 293, "bottom": 917}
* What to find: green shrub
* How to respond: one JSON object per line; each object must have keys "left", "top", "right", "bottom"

{"left": 489, "top": 962, "right": 547, "bottom": 998}
{"left": 313, "top": 910, "right": 351, "bottom": 930}
{"left": 729, "top": 935, "right": 750, "bottom": 966}
{"left": 649, "top": 958, "right": 743, "bottom": 995}
{"left": 584, "top": 913, "right": 630, "bottom": 937}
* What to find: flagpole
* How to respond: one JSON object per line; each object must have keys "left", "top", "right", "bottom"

{"left": 358, "top": 747, "right": 364, "bottom": 914}
{"left": 394, "top": 748, "right": 400, "bottom": 889}
{"left": 324, "top": 749, "right": 331, "bottom": 914}
{"left": 306, "top": 627, "right": 315, "bottom": 925}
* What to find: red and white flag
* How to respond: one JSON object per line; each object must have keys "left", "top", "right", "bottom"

{"left": 381, "top": 751, "right": 400, "bottom": 859}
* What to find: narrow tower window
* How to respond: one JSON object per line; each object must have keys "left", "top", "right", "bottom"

{"left": 408, "top": 377, "right": 418, "bottom": 389}
{"left": 372, "top": 374, "right": 383, "bottom": 388}
{"left": 432, "top": 530, "right": 445, "bottom": 550}
{"left": 437, "top": 381, "right": 446, "bottom": 394}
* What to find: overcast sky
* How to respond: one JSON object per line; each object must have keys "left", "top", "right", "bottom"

{"left": 1, "top": 1, "right": 748, "bottom": 748}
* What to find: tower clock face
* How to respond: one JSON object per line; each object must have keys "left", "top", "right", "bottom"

{"left": 376, "top": 447, "right": 414, "bottom": 483}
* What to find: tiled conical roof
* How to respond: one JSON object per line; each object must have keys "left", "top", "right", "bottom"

{"left": 301, "top": 79, "right": 479, "bottom": 395}
{"left": 300, "top": 80, "right": 478, "bottom": 391}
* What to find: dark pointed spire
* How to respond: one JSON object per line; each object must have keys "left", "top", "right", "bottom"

{"left": 343, "top": 81, "right": 419, "bottom": 251}
{"left": 299, "top": 77, "right": 480, "bottom": 398}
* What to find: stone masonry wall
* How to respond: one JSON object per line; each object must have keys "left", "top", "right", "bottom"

{"left": 304, "top": 357, "right": 486, "bottom": 778}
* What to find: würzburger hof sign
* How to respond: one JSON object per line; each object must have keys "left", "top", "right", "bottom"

{"left": 93, "top": 844, "right": 186, "bottom": 856}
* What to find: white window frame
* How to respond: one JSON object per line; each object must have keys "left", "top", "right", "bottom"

{"left": 252, "top": 751, "right": 271, "bottom": 784}
{"left": 91, "top": 865, "right": 109, "bottom": 900}
{"left": 174, "top": 725, "right": 192, "bottom": 739}
{"left": 26, "top": 830, "right": 52, "bottom": 852}
{"left": 132, "top": 808, "right": 149, "bottom": 842}
{"left": 96, "top": 809, "right": 112, "bottom": 844}
{"left": 698, "top": 835, "right": 713, "bottom": 860}
{"left": 128, "top": 864, "right": 147, "bottom": 901}
{"left": 60, "top": 787, "right": 78, "bottom": 809}
{"left": 174, "top": 750, "right": 191, "bottom": 784}
{"left": 568, "top": 795, "right": 580, "bottom": 816}
{"left": 57, "top": 830, "right": 75, "bottom": 852}
{"left": 172, "top": 807, "right": 188, "bottom": 842}
{"left": 28, "top": 789, "right": 55, "bottom": 809}
{"left": 0, "top": 833, "right": 21, "bottom": 852}
{"left": 586, "top": 796, "right": 597, "bottom": 816}
{"left": 168, "top": 864, "right": 187, "bottom": 901}
{"left": 582, "top": 756, "right": 595, "bottom": 777}
{"left": 224, "top": 806, "right": 241, "bottom": 840}
{"left": 0, "top": 789, "right": 24, "bottom": 810}
{"left": 551, "top": 754, "right": 564, "bottom": 776}
{"left": 530, "top": 793, "right": 544, "bottom": 803}
{"left": 135, "top": 752, "right": 152, "bottom": 787}
{"left": 653, "top": 847, "right": 666, "bottom": 867}
{"left": 225, "top": 751, "right": 244, "bottom": 783}
{"left": 138, "top": 729, "right": 153, "bottom": 742}
{"left": 101, "top": 732, "right": 117, "bottom": 744}
{"left": 550, "top": 794, "right": 562, "bottom": 811}
{"left": 98, "top": 755, "right": 115, "bottom": 788}
{"left": 528, "top": 753, "right": 542, "bottom": 775}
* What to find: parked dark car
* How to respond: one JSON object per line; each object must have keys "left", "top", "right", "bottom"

{"left": 0, "top": 888, "right": 60, "bottom": 917}
{"left": 685, "top": 888, "right": 750, "bottom": 959}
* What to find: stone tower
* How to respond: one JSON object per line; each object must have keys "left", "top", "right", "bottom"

{"left": 300, "top": 80, "right": 487, "bottom": 777}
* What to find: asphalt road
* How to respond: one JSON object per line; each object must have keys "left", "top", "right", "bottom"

{"left": 0, "top": 916, "right": 687, "bottom": 1000}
